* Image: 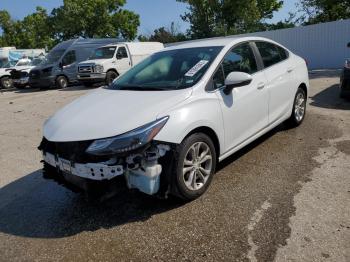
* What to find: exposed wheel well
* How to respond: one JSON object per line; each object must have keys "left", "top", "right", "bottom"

{"left": 185, "top": 126, "right": 220, "bottom": 158}
{"left": 55, "top": 75, "right": 68, "bottom": 82}
{"left": 299, "top": 83, "right": 307, "bottom": 97}
{"left": 106, "top": 69, "right": 119, "bottom": 75}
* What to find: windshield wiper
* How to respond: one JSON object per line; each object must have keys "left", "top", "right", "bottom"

{"left": 117, "top": 85, "right": 171, "bottom": 91}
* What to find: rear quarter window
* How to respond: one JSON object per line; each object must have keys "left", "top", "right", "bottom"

{"left": 255, "top": 41, "right": 288, "bottom": 68}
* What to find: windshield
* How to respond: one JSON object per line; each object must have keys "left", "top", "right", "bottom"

{"left": 109, "top": 46, "right": 223, "bottom": 91}
{"left": 1, "top": 61, "right": 16, "bottom": 68}
{"left": 89, "top": 46, "right": 116, "bottom": 60}
{"left": 31, "top": 58, "right": 44, "bottom": 66}
{"left": 41, "top": 49, "right": 66, "bottom": 65}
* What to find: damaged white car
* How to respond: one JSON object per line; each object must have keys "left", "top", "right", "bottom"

{"left": 39, "top": 36, "right": 309, "bottom": 200}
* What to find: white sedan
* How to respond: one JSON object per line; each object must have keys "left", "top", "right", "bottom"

{"left": 40, "top": 36, "right": 309, "bottom": 201}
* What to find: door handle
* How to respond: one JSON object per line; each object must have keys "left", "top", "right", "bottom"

{"left": 287, "top": 68, "right": 294, "bottom": 73}
{"left": 257, "top": 83, "right": 265, "bottom": 90}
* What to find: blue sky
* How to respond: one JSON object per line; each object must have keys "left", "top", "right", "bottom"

{"left": 0, "top": 0, "right": 298, "bottom": 35}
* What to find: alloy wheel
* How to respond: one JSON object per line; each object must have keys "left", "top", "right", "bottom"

{"left": 182, "top": 142, "right": 213, "bottom": 191}
{"left": 294, "top": 92, "right": 306, "bottom": 122}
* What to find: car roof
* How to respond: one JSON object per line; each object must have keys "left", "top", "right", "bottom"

{"left": 164, "top": 36, "right": 278, "bottom": 50}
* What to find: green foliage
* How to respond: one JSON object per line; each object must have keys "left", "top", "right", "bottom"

{"left": 51, "top": 0, "right": 139, "bottom": 40}
{"left": 138, "top": 22, "right": 188, "bottom": 43}
{"left": 298, "top": 0, "right": 350, "bottom": 24}
{"left": 177, "top": 0, "right": 284, "bottom": 38}
{"left": 0, "top": 0, "right": 140, "bottom": 49}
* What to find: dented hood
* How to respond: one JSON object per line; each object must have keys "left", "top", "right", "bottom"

{"left": 44, "top": 87, "right": 192, "bottom": 142}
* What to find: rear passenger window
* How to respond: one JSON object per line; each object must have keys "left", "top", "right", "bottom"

{"left": 255, "top": 42, "right": 288, "bottom": 68}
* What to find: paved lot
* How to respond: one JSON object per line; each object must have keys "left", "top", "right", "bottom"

{"left": 0, "top": 71, "right": 349, "bottom": 262}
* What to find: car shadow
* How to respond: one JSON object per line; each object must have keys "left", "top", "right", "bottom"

{"left": 0, "top": 170, "right": 183, "bottom": 239}
{"left": 310, "top": 84, "right": 350, "bottom": 110}
{"left": 0, "top": 120, "right": 290, "bottom": 240}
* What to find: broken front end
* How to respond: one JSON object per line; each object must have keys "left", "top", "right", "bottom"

{"left": 38, "top": 117, "right": 174, "bottom": 198}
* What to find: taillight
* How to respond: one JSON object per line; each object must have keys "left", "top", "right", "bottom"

{"left": 345, "top": 59, "right": 350, "bottom": 69}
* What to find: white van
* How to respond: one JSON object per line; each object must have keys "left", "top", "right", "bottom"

{"left": 77, "top": 42, "right": 164, "bottom": 86}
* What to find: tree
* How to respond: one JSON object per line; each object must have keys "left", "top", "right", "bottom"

{"left": 138, "top": 22, "right": 188, "bottom": 43}
{"left": 177, "top": 0, "right": 283, "bottom": 38}
{"left": 0, "top": 0, "right": 140, "bottom": 49}
{"left": 51, "top": 0, "right": 140, "bottom": 41}
{"left": 297, "top": 0, "right": 350, "bottom": 24}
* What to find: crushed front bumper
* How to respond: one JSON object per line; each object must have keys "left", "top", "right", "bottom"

{"left": 43, "top": 151, "right": 124, "bottom": 180}
{"left": 39, "top": 138, "right": 170, "bottom": 198}
{"left": 13, "top": 77, "right": 30, "bottom": 88}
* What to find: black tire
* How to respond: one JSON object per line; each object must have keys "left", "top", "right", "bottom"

{"left": 0, "top": 76, "right": 13, "bottom": 89}
{"left": 171, "top": 133, "right": 217, "bottom": 201}
{"left": 286, "top": 87, "right": 307, "bottom": 127}
{"left": 56, "top": 76, "right": 68, "bottom": 89}
{"left": 105, "top": 71, "right": 119, "bottom": 85}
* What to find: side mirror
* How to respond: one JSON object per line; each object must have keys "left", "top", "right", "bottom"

{"left": 347, "top": 42, "right": 350, "bottom": 48}
{"left": 59, "top": 62, "right": 63, "bottom": 68}
{"left": 224, "top": 72, "right": 253, "bottom": 95}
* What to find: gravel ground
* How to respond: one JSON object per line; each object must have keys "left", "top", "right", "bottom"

{"left": 0, "top": 70, "right": 349, "bottom": 262}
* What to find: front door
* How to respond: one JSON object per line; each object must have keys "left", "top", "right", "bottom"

{"left": 61, "top": 50, "right": 77, "bottom": 81}
{"left": 115, "top": 45, "right": 131, "bottom": 75}
{"left": 214, "top": 42, "right": 269, "bottom": 153}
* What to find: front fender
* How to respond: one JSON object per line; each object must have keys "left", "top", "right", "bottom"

{"left": 155, "top": 95, "right": 225, "bottom": 155}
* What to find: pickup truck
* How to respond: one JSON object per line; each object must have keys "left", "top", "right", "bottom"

{"left": 77, "top": 42, "right": 164, "bottom": 86}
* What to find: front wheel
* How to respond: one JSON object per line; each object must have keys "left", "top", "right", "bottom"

{"left": 287, "top": 87, "right": 307, "bottom": 127}
{"left": 0, "top": 76, "right": 13, "bottom": 89}
{"left": 105, "top": 71, "right": 119, "bottom": 86}
{"left": 171, "top": 133, "right": 217, "bottom": 201}
{"left": 56, "top": 76, "right": 68, "bottom": 89}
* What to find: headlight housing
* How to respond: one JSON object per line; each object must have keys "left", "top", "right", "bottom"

{"left": 86, "top": 116, "right": 169, "bottom": 156}
{"left": 94, "top": 64, "right": 104, "bottom": 73}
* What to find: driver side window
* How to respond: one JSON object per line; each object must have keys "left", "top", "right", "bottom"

{"left": 62, "top": 50, "right": 76, "bottom": 66}
{"left": 212, "top": 42, "right": 258, "bottom": 90}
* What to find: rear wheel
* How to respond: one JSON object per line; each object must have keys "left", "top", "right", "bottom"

{"left": 171, "top": 133, "right": 217, "bottom": 201}
{"left": 105, "top": 71, "right": 119, "bottom": 86}
{"left": 287, "top": 87, "right": 307, "bottom": 127}
{"left": 56, "top": 76, "right": 68, "bottom": 89}
{"left": 0, "top": 76, "right": 13, "bottom": 89}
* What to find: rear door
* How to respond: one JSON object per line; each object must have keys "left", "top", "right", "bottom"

{"left": 115, "top": 45, "right": 131, "bottom": 75}
{"left": 254, "top": 41, "right": 295, "bottom": 124}
{"left": 213, "top": 42, "right": 269, "bottom": 153}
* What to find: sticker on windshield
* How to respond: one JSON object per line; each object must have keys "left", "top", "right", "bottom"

{"left": 185, "top": 60, "right": 209, "bottom": 77}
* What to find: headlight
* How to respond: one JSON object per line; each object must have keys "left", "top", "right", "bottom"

{"left": 94, "top": 65, "right": 104, "bottom": 73}
{"left": 86, "top": 116, "right": 169, "bottom": 156}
